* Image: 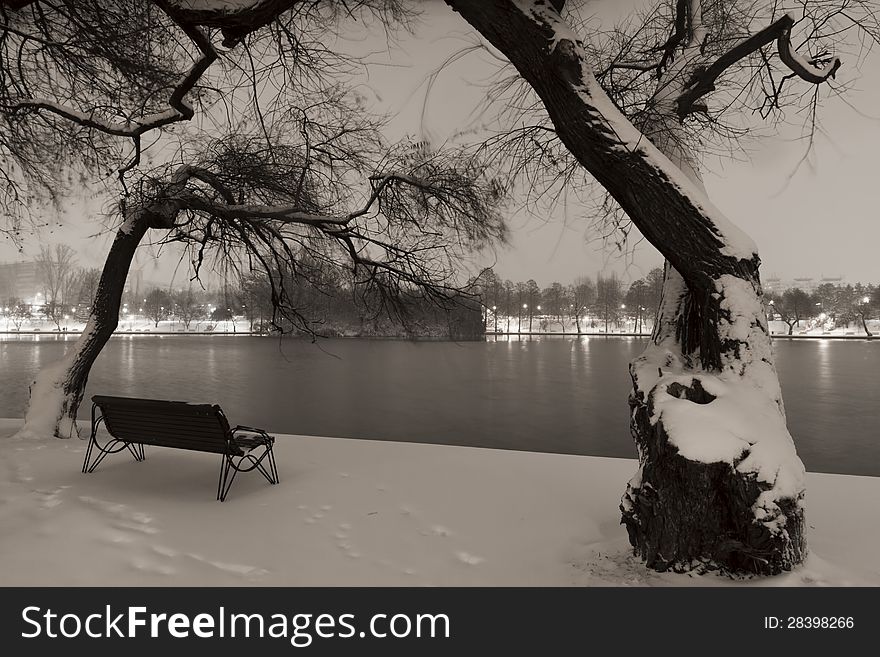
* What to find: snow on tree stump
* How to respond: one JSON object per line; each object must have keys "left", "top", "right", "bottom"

{"left": 621, "top": 378, "right": 807, "bottom": 576}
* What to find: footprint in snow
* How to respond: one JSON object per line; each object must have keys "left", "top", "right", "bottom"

{"left": 102, "top": 531, "right": 134, "bottom": 545}
{"left": 455, "top": 551, "right": 485, "bottom": 566}
{"left": 185, "top": 553, "right": 268, "bottom": 578}
{"left": 152, "top": 545, "right": 179, "bottom": 558}
{"left": 130, "top": 557, "right": 176, "bottom": 576}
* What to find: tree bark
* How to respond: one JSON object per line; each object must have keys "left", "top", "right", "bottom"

{"left": 19, "top": 213, "right": 148, "bottom": 439}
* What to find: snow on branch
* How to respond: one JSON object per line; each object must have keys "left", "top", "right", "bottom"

{"left": 777, "top": 13, "right": 842, "bottom": 84}
{"left": 677, "top": 12, "right": 841, "bottom": 119}
{"left": 454, "top": 0, "right": 758, "bottom": 270}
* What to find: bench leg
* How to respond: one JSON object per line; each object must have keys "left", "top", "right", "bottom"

{"left": 83, "top": 438, "right": 143, "bottom": 473}
{"left": 217, "top": 443, "right": 279, "bottom": 502}
{"left": 267, "top": 443, "right": 279, "bottom": 485}
{"left": 84, "top": 405, "right": 144, "bottom": 474}
{"left": 217, "top": 455, "right": 238, "bottom": 502}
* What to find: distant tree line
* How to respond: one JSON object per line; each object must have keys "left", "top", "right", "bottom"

{"left": 0, "top": 244, "right": 102, "bottom": 330}
{"left": 474, "top": 268, "right": 878, "bottom": 337}
{"left": 119, "top": 266, "right": 483, "bottom": 340}
{"left": 475, "top": 267, "right": 665, "bottom": 334}
{"left": 0, "top": 244, "right": 483, "bottom": 339}
{"left": 766, "top": 283, "right": 878, "bottom": 336}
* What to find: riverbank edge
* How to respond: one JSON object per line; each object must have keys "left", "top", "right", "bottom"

{"left": 2, "top": 330, "right": 875, "bottom": 340}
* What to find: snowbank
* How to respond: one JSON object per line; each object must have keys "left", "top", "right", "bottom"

{"left": 0, "top": 419, "right": 877, "bottom": 586}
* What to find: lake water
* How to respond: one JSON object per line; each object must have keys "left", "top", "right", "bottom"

{"left": 0, "top": 335, "right": 877, "bottom": 476}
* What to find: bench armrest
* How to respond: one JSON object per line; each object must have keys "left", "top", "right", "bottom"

{"left": 232, "top": 424, "right": 271, "bottom": 437}
{"left": 231, "top": 426, "right": 274, "bottom": 451}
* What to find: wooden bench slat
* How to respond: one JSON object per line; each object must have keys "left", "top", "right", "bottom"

{"left": 93, "top": 395, "right": 243, "bottom": 456}
{"left": 103, "top": 416, "right": 227, "bottom": 435}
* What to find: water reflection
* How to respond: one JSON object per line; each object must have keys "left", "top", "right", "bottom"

{"left": 815, "top": 338, "right": 832, "bottom": 386}
{"left": 0, "top": 335, "right": 877, "bottom": 476}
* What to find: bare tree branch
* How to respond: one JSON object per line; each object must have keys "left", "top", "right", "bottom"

{"left": 677, "top": 12, "right": 841, "bottom": 118}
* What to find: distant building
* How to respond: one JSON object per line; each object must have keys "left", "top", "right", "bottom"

{"left": 127, "top": 267, "right": 144, "bottom": 304}
{"left": 762, "top": 276, "right": 847, "bottom": 294}
{"left": 0, "top": 261, "right": 40, "bottom": 302}
{"left": 764, "top": 276, "right": 783, "bottom": 294}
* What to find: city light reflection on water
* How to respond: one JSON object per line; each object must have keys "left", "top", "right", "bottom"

{"left": 0, "top": 334, "right": 877, "bottom": 476}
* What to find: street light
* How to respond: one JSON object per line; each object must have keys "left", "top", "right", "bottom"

{"left": 492, "top": 305, "right": 498, "bottom": 333}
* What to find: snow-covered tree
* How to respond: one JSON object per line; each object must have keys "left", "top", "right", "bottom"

{"left": 34, "top": 244, "right": 78, "bottom": 330}
{"left": 1, "top": 0, "right": 506, "bottom": 440}
{"left": 567, "top": 276, "right": 595, "bottom": 334}
{"left": 172, "top": 287, "right": 205, "bottom": 331}
{"left": 442, "top": 0, "right": 878, "bottom": 574}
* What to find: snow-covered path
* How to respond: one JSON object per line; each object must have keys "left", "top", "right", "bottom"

{"left": 1, "top": 419, "right": 877, "bottom": 586}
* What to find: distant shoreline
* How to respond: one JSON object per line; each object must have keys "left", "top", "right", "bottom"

{"left": 0, "top": 330, "right": 874, "bottom": 340}
{"left": 483, "top": 332, "right": 875, "bottom": 340}
{"left": 0, "top": 330, "right": 257, "bottom": 336}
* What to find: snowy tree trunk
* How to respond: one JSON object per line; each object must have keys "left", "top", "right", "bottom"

{"left": 619, "top": 76, "right": 805, "bottom": 575}
{"left": 446, "top": 0, "right": 807, "bottom": 574}
{"left": 622, "top": 257, "right": 806, "bottom": 575}
{"left": 18, "top": 214, "right": 148, "bottom": 439}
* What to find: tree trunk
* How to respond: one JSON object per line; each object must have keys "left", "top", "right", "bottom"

{"left": 444, "top": 0, "right": 807, "bottom": 575}
{"left": 619, "top": 98, "right": 805, "bottom": 576}
{"left": 621, "top": 263, "right": 806, "bottom": 575}
{"left": 18, "top": 214, "right": 148, "bottom": 439}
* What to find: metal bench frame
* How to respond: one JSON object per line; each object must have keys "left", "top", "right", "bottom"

{"left": 83, "top": 396, "right": 279, "bottom": 501}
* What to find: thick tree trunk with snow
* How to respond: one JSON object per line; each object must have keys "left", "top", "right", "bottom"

{"left": 618, "top": 104, "right": 805, "bottom": 574}
{"left": 19, "top": 214, "right": 148, "bottom": 439}
{"left": 620, "top": 266, "right": 806, "bottom": 574}
{"left": 446, "top": 0, "right": 807, "bottom": 574}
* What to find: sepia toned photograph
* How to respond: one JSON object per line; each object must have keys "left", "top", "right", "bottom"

{"left": 1, "top": 0, "right": 878, "bottom": 609}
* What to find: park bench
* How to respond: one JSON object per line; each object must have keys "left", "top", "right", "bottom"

{"left": 83, "top": 395, "right": 279, "bottom": 501}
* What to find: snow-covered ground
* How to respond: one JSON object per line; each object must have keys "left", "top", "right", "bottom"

{"left": 1, "top": 418, "right": 877, "bottom": 586}
{"left": 767, "top": 319, "right": 879, "bottom": 337}
{"left": 486, "top": 317, "right": 878, "bottom": 336}
{"left": 0, "top": 317, "right": 248, "bottom": 334}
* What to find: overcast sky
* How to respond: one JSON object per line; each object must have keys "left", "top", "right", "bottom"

{"left": 2, "top": 0, "right": 878, "bottom": 289}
